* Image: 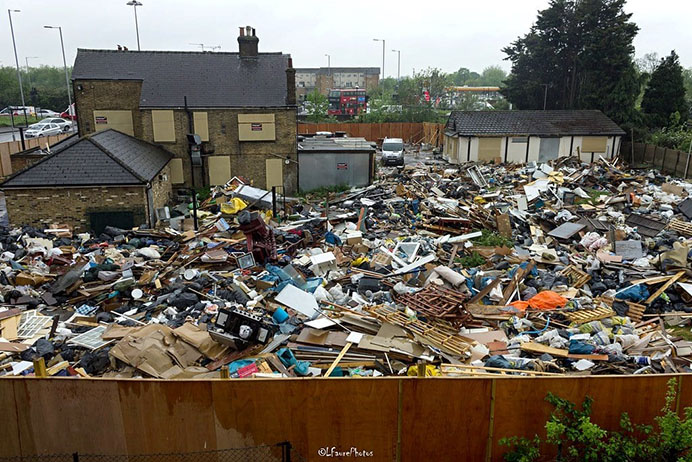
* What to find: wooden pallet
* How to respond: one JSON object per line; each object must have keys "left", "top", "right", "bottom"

{"left": 367, "top": 304, "right": 471, "bottom": 357}
{"left": 394, "top": 285, "right": 472, "bottom": 327}
{"left": 668, "top": 219, "right": 692, "bottom": 237}
{"left": 564, "top": 306, "right": 615, "bottom": 324}
{"left": 559, "top": 265, "right": 591, "bottom": 289}
{"left": 625, "top": 301, "right": 646, "bottom": 323}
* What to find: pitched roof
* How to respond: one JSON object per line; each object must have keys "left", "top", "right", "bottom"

{"left": 72, "top": 49, "right": 292, "bottom": 108}
{"left": 2, "top": 129, "right": 172, "bottom": 188}
{"left": 446, "top": 110, "right": 625, "bottom": 137}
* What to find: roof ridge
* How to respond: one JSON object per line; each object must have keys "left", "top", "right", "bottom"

{"left": 89, "top": 132, "right": 148, "bottom": 183}
{"left": 76, "top": 48, "right": 286, "bottom": 56}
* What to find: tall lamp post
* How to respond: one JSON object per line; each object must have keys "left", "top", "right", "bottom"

{"left": 126, "top": 0, "right": 142, "bottom": 51}
{"left": 44, "top": 26, "right": 72, "bottom": 117}
{"left": 8, "top": 9, "right": 28, "bottom": 127}
{"left": 391, "top": 49, "right": 401, "bottom": 81}
{"left": 373, "top": 38, "right": 385, "bottom": 80}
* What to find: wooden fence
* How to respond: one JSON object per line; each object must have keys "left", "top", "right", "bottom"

{"left": 623, "top": 141, "right": 692, "bottom": 177}
{"left": 298, "top": 122, "right": 445, "bottom": 147}
{"left": 1, "top": 374, "right": 690, "bottom": 461}
{"left": 0, "top": 133, "right": 72, "bottom": 177}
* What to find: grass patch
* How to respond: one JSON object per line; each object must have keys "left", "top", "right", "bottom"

{"left": 669, "top": 325, "right": 692, "bottom": 341}
{"left": 0, "top": 115, "right": 41, "bottom": 127}
{"left": 457, "top": 252, "right": 487, "bottom": 268}
{"left": 298, "top": 184, "right": 351, "bottom": 198}
{"left": 471, "top": 229, "right": 513, "bottom": 247}
{"left": 574, "top": 188, "right": 609, "bottom": 206}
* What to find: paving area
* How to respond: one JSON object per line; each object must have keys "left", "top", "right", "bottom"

{"left": 2, "top": 152, "right": 692, "bottom": 378}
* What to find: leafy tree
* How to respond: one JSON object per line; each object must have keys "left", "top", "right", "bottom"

{"left": 501, "top": 0, "right": 640, "bottom": 125}
{"left": 451, "top": 67, "right": 481, "bottom": 86}
{"left": 637, "top": 52, "right": 660, "bottom": 75}
{"left": 479, "top": 66, "right": 507, "bottom": 87}
{"left": 304, "top": 89, "right": 328, "bottom": 123}
{"left": 0, "top": 65, "right": 72, "bottom": 112}
{"left": 641, "top": 51, "right": 689, "bottom": 127}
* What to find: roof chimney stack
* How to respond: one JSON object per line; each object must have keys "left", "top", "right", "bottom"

{"left": 238, "top": 25, "right": 258, "bottom": 58}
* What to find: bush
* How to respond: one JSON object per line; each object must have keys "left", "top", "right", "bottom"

{"left": 500, "top": 378, "right": 692, "bottom": 462}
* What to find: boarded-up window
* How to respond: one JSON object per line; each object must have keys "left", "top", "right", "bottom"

{"left": 169, "top": 158, "right": 184, "bottom": 184}
{"left": 238, "top": 114, "right": 276, "bottom": 141}
{"left": 93, "top": 110, "right": 133, "bottom": 135}
{"left": 152, "top": 110, "right": 176, "bottom": 142}
{"left": 478, "top": 137, "right": 502, "bottom": 162}
{"left": 581, "top": 136, "right": 607, "bottom": 153}
{"left": 266, "top": 158, "right": 283, "bottom": 190}
{"left": 193, "top": 112, "right": 209, "bottom": 142}
{"left": 208, "top": 156, "right": 231, "bottom": 185}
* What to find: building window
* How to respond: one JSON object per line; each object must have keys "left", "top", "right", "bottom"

{"left": 152, "top": 110, "right": 176, "bottom": 142}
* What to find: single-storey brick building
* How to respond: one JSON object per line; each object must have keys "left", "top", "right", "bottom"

{"left": 71, "top": 26, "right": 298, "bottom": 194}
{"left": 1, "top": 129, "right": 173, "bottom": 233}
{"left": 443, "top": 110, "right": 625, "bottom": 164}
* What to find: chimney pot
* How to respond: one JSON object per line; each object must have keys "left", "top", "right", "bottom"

{"left": 238, "top": 26, "right": 259, "bottom": 57}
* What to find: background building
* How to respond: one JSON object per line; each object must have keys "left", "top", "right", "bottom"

{"left": 71, "top": 26, "right": 298, "bottom": 194}
{"left": 443, "top": 110, "right": 625, "bottom": 164}
{"left": 295, "top": 67, "right": 379, "bottom": 101}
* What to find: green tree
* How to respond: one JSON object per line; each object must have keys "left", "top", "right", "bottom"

{"left": 304, "top": 90, "right": 328, "bottom": 123}
{"left": 479, "top": 65, "right": 507, "bottom": 87}
{"left": 683, "top": 67, "right": 692, "bottom": 110}
{"left": 0, "top": 65, "right": 72, "bottom": 112}
{"left": 641, "top": 51, "right": 689, "bottom": 127}
{"left": 501, "top": 0, "right": 640, "bottom": 125}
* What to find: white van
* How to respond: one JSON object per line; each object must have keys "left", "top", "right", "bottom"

{"left": 381, "top": 138, "right": 405, "bottom": 166}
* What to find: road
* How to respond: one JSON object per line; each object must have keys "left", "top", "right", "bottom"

{"left": 0, "top": 125, "right": 77, "bottom": 143}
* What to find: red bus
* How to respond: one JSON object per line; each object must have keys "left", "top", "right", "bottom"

{"left": 327, "top": 89, "right": 368, "bottom": 116}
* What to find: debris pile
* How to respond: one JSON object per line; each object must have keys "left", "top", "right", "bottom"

{"left": 3, "top": 156, "right": 692, "bottom": 379}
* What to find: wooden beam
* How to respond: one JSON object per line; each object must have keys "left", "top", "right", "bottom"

{"left": 324, "top": 342, "right": 352, "bottom": 378}
{"left": 644, "top": 271, "right": 685, "bottom": 305}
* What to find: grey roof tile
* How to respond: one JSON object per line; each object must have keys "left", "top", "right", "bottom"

{"left": 72, "top": 49, "right": 291, "bottom": 108}
{"left": 2, "top": 129, "right": 172, "bottom": 188}
{"left": 446, "top": 110, "right": 625, "bottom": 137}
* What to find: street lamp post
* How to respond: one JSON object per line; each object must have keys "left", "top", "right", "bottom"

{"left": 8, "top": 9, "right": 28, "bottom": 127}
{"left": 25, "top": 56, "right": 38, "bottom": 88}
{"left": 391, "top": 49, "right": 401, "bottom": 81}
{"left": 126, "top": 0, "right": 142, "bottom": 51}
{"left": 44, "top": 26, "right": 72, "bottom": 118}
{"left": 373, "top": 38, "right": 385, "bottom": 80}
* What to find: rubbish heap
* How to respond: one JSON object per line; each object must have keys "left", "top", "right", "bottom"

{"left": 3, "top": 155, "right": 692, "bottom": 379}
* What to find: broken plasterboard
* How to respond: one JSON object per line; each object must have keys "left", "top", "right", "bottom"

{"left": 547, "top": 222, "right": 585, "bottom": 240}
{"left": 275, "top": 284, "right": 319, "bottom": 319}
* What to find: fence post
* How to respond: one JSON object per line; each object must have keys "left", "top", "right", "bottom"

{"left": 280, "top": 441, "right": 292, "bottom": 462}
{"left": 72, "top": 452, "right": 79, "bottom": 462}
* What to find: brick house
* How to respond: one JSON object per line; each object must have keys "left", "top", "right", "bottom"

{"left": 295, "top": 67, "right": 380, "bottom": 102}
{"left": 1, "top": 129, "right": 173, "bottom": 233}
{"left": 71, "top": 26, "right": 298, "bottom": 194}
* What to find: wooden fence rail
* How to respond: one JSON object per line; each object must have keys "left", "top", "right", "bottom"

{"left": 298, "top": 122, "right": 445, "bottom": 148}
{"left": 1, "top": 374, "right": 690, "bottom": 461}
{"left": 623, "top": 141, "right": 691, "bottom": 178}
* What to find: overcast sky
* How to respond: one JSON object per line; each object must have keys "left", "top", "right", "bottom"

{"left": 2, "top": 0, "right": 691, "bottom": 77}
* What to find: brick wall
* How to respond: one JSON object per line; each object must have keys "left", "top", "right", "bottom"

{"left": 149, "top": 163, "right": 173, "bottom": 213}
{"left": 73, "top": 80, "right": 298, "bottom": 194}
{"left": 74, "top": 80, "right": 143, "bottom": 137}
{"left": 364, "top": 75, "right": 379, "bottom": 92}
{"left": 10, "top": 153, "right": 44, "bottom": 174}
{"left": 139, "top": 108, "right": 298, "bottom": 193}
{"left": 4, "top": 186, "right": 147, "bottom": 232}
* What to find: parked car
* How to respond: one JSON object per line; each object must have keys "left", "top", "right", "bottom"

{"left": 24, "top": 123, "right": 64, "bottom": 138}
{"left": 39, "top": 117, "right": 72, "bottom": 132}
{"left": 60, "top": 103, "right": 76, "bottom": 121}
{"left": 381, "top": 138, "right": 405, "bottom": 166}
{"left": 0, "top": 106, "right": 36, "bottom": 117}
{"left": 36, "top": 108, "right": 59, "bottom": 118}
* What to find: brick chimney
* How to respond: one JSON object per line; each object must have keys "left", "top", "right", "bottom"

{"left": 286, "top": 57, "right": 296, "bottom": 105}
{"left": 238, "top": 26, "right": 258, "bottom": 57}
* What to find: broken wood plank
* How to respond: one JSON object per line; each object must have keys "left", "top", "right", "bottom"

{"left": 520, "top": 342, "right": 609, "bottom": 360}
{"left": 323, "top": 342, "right": 352, "bottom": 377}
{"left": 644, "top": 271, "right": 685, "bottom": 305}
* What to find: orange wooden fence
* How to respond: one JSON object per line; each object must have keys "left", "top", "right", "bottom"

{"left": 0, "top": 374, "right": 689, "bottom": 461}
{"left": 298, "top": 122, "right": 445, "bottom": 147}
